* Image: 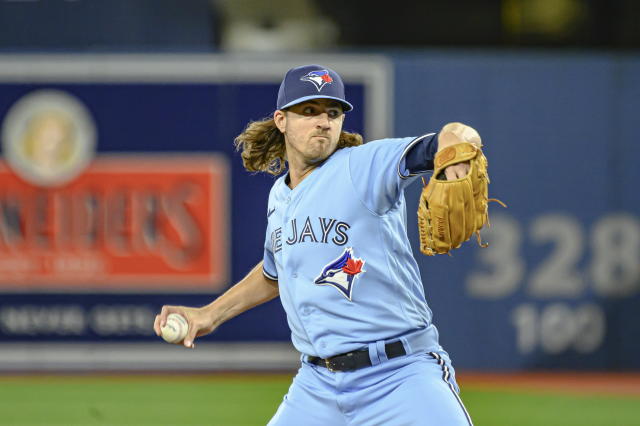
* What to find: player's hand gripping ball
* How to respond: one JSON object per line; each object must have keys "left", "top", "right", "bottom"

{"left": 161, "top": 313, "right": 189, "bottom": 344}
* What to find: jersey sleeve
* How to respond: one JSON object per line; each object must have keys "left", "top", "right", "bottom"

{"left": 262, "top": 189, "right": 279, "bottom": 281}
{"left": 348, "top": 133, "right": 437, "bottom": 214}
{"left": 263, "top": 227, "right": 278, "bottom": 281}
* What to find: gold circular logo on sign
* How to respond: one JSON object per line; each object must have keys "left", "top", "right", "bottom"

{"left": 1, "top": 90, "right": 96, "bottom": 187}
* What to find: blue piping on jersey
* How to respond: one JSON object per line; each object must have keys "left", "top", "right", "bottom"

{"left": 397, "top": 132, "right": 437, "bottom": 180}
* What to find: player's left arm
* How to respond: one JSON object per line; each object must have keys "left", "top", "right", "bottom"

{"left": 349, "top": 121, "right": 482, "bottom": 215}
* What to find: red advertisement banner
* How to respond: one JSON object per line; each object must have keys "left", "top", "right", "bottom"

{"left": 0, "top": 155, "right": 228, "bottom": 291}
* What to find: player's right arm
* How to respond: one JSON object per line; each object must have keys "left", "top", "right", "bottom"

{"left": 153, "top": 261, "right": 278, "bottom": 348}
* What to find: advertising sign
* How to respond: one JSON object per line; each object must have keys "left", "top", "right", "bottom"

{"left": 0, "top": 89, "right": 228, "bottom": 291}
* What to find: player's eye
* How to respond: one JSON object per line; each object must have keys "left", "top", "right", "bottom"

{"left": 327, "top": 109, "right": 342, "bottom": 119}
{"left": 302, "top": 106, "right": 316, "bottom": 115}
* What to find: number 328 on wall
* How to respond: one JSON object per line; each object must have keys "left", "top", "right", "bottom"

{"left": 466, "top": 212, "right": 639, "bottom": 355}
{"left": 466, "top": 212, "right": 640, "bottom": 299}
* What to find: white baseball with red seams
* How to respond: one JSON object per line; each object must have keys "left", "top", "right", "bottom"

{"left": 161, "top": 313, "right": 188, "bottom": 344}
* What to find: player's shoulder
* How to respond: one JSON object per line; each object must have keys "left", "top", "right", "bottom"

{"left": 267, "top": 174, "right": 288, "bottom": 201}
{"left": 347, "top": 136, "right": 417, "bottom": 156}
{"left": 364, "top": 136, "right": 418, "bottom": 147}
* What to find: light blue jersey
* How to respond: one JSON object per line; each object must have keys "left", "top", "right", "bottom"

{"left": 263, "top": 134, "right": 443, "bottom": 359}
{"left": 258, "top": 64, "right": 472, "bottom": 425}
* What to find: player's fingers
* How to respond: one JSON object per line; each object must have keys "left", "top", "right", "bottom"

{"left": 451, "top": 164, "right": 460, "bottom": 179}
{"left": 448, "top": 163, "right": 470, "bottom": 179}
{"left": 183, "top": 323, "right": 198, "bottom": 349}
{"left": 153, "top": 314, "right": 162, "bottom": 336}
{"left": 159, "top": 305, "right": 178, "bottom": 328}
{"left": 444, "top": 167, "right": 456, "bottom": 181}
{"left": 457, "top": 163, "right": 470, "bottom": 178}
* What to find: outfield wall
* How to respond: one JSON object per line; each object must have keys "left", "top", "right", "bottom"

{"left": 0, "top": 53, "right": 638, "bottom": 371}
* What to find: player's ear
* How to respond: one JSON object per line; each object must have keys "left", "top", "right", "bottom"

{"left": 274, "top": 110, "right": 286, "bottom": 134}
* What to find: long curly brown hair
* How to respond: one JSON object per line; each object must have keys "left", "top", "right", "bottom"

{"left": 234, "top": 116, "right": 363, "bottom": 176}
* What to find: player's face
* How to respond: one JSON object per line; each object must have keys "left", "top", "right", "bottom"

{"left": 276, "top": 99, "right": 345, "bottom": 166}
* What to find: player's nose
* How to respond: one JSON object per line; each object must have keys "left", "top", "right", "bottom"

{"left": 315, "top": 112, "right": 331, "bottom": 129}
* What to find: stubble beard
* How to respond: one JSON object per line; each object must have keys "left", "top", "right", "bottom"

{"left": 306, "top": 135, "right": 338, "bottom": 164}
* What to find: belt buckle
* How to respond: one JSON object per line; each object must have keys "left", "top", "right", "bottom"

{"left": 325, "top": 353, "right": 357, "bottom": 372}
{"left": 325, "top": 357, "right": 337, "bottom": 372}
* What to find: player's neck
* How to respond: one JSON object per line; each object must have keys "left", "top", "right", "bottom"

{"left": 287, "top": 164, "right": 316, "bottom": 189}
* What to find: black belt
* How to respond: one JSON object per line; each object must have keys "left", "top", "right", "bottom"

{"left": 307, "top": 341, "right": 406, "bottom": 372}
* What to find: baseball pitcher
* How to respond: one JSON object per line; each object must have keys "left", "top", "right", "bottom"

{"left": 154, "top": 64, "right": 498, "bottom": 425}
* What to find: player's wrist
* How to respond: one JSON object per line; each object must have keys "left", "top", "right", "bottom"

{"left": 199, "top": 303, "right": 224, "bottom": 329}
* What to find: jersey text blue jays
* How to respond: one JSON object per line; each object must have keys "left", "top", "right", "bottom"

{"left": 270, "top": 216, "right": 350, "bottom": 252}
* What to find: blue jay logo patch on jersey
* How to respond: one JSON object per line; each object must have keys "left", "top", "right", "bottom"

{"left": 300, "top": 70, "right": 333, "bottom": 92}
{"left": 314, "top": 248, "right": 365, "bottom": 300}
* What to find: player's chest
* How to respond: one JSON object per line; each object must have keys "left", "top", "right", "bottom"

{"left": 267, "top": 177, "right": 365, "bottom": 252}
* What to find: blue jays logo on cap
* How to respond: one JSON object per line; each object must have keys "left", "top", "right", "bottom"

{"left": 300, "top": 70, "right": 333, "bottom": 92}
{"left": 276, "top": 64, "right": 354, "bottom": 112}
{"left": 314, "top": 248, "right": 365, "bottom": 301}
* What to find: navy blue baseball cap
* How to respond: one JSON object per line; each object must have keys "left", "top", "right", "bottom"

{"left": 276, "top": 64, "right": 353, "bottom": 112}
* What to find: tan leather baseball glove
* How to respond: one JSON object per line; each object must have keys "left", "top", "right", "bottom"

{"left": 418, "top": 142, "right": 504, "bottom": 255}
